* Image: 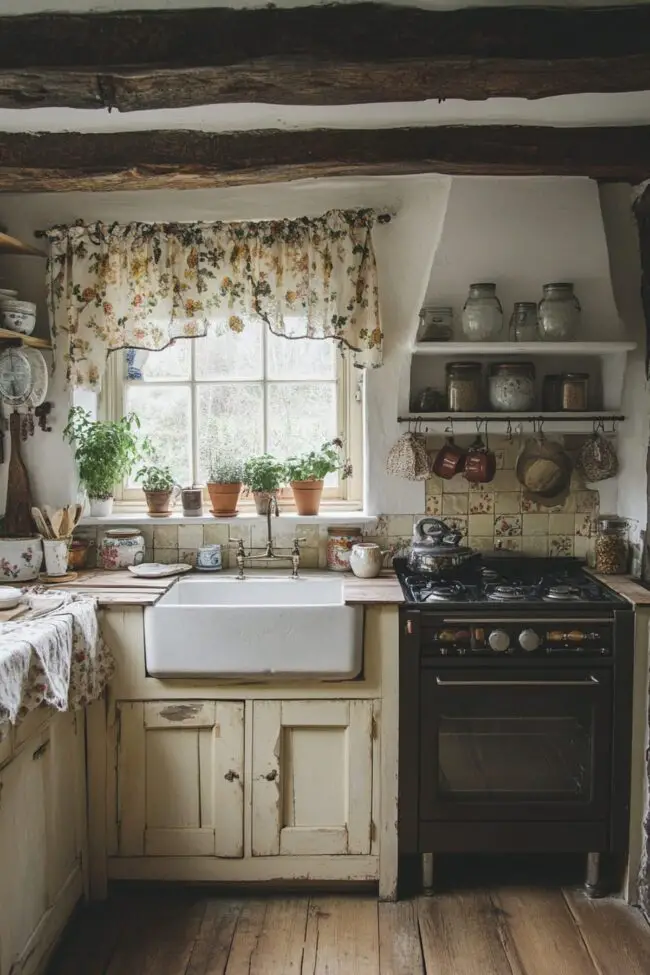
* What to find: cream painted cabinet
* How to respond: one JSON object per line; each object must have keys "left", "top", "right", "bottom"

{"left": 113, "top": 700, "right": 244, "bottom": 858}
{"left": 252, "top": 699, "right": 374, "bottom": 857}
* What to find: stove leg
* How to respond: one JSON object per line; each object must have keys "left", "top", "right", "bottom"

{"left": 422, "top": 853, "right": 434, "bottom": 896}
{"left": 584, "top": 852, "right": 607, "bottom": 898}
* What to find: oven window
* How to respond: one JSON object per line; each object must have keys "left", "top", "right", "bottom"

{"left": 438, "top": 715, "right": 591, "bottom": 800}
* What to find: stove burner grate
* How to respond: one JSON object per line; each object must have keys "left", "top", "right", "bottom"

{"left": 487, "top": 584, "right": 532, "bottom": 602}
{"left": 422, "top": 582, "right": 468, "bottom": 603}
{"left": 543, "top": 584, "right": 582, "bottom": 602}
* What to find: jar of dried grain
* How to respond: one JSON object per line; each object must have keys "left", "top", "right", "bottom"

{"left": 594, "top": 516, "right": 628, "bottom": 575}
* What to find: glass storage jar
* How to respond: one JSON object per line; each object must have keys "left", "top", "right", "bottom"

{"left": 488, "top": 362, "right": 536, "bottom": 412}
{"left": 538, "top": 282, "right": 581, "bottom": 340}
{"left": 461, "top": 283, "right": 503, "bottom": 341}
{"left": 560, "top": 372, "right": 589, "bottom": 411}
{"left": 446, "top": 362, "right": 483, "bottom": 412}
{"left": 509, "top": 302, "right": 539, "bottom": 342}
{"left": 594, "top": 516, "right": 628, "bottom": 575}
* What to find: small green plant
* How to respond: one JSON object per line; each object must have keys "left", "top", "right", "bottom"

{"left": 135, "top": 463, "right": 175, "bottom": 492}
{"left": 284, "top": 438, "right": 352, "bottom": 483}
{"left": 207, "top": 456, "right": 244, "bottom": 484}
{"left": 242, "top": 454, "right": 286, "bottom": 493}
{"left": 63, "top": 407, "right": 146, "bottom": 499}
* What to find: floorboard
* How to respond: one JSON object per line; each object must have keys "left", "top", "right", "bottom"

{"left": 45, "top": 887, "right": 650, "bottom": 975}
{"left": 563, "top": 889, "right": 650, "bottom": 975}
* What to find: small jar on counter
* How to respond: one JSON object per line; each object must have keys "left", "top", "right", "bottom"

{"left": 560, "top": 373, "right": 589, "bottom": 411}
{"left": 446, "top": 361, "right": 483, "bottom": 412}
{"left": 594, "top": 516, "right": 628, "bottom": 575}
{"left": 98, "top": 529, "right": 145, "bottom": 570}
{"left": 326, "top": 526, "right": 363, "bottom": 572}
{"left": 488, "top": 362, "right": 535, "bottom": 412}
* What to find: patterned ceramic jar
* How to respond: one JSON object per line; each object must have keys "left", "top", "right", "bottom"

{"left": 326, "top": 526, "right": 363, "bottom": 572}
{"left": 0, "top": 535, "right": 43, "bottom": 582}
{"left": 98, "top": 529, "right": 145, "bottom": 570}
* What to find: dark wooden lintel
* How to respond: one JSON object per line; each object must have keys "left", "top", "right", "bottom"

{"left": 1, "top": 126, "right": 650, "bottom": 193}
{"left": 2, "top": 5, "right": 650, "bottom": 109}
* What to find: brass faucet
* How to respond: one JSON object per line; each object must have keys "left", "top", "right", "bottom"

{"left": 233, "top": 495, "right": 305, "bottom": 580}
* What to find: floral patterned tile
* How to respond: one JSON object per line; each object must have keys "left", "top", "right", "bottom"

{"left": 574, "top": 514, "right": 594, "bottom": 538}
{"left": 425, "top": 494, "right": 442, "bottom": 515}
{"left": 444, "top": 516, "right": 468, "bottom": 538}
{"left": 575, "top": 490, "right": 600, "bottom": 514}
{"left": 549, "top": 535, "right": 574, "bottom": 557}
{"left": 494, "top": 537, "right": 522, "bottom": 552}
{"left": 443, "top": 494, "right": 469, "bottom": 515}
{"left": 371, "top": 515, "right": 389, "bottom": 537}
{"left": 179, "top": 548, "right": 198, "bottom": 566}
{"left": 494, "top": 515, "right": 522, "bottom": 537}
{"left": 469, "top": 493, "right": 495, "bottom": 514}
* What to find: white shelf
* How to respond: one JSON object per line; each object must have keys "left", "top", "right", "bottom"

{"left": 412, "top": 341, "right": 637, "bottom": 355}
{"left": 399, "top": 411, "right": 624, "bottom": 435}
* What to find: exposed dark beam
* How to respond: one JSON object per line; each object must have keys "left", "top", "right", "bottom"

{"left": 2, "top": 5, "right": 650, "bottom": 109}
{"left": 1, "top": 126, "right": 650, "bottom": 192}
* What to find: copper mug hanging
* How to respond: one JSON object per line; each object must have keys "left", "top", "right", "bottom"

{"left": 463, "top": 425, "right": 496, "bottom": 484}
{"left": 432, "top": 420, "right": 466, "bottom": 480}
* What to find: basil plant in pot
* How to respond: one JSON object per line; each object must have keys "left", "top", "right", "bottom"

{"left": 207, "top": 456, "right": 245, "bottom": 517}
{"left": 63, "top": 407, "right": 145, "bottom": 517}
{"left": 242, "top": 454, "right": 286, "bottom": 515}
{"left": 284, "top": 438, "right": 353, "bottom": 516}
{"left": 135, "top": 463, "right": 179, "bottom": 516}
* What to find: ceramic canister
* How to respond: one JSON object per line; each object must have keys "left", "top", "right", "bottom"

{"left": 326, "top": 526, "right": 363, "bottom": 572}
{"left": 98, "top": 529, "right": 145, "bottom": 570}
{"left": 197, "top": 544, "right": 222, "bottom": 570}
{"left": 349, "top": 542, "right": 386, "bottom": 579}
{"left": 0, "top": 535, "right": 43, "bottom": 582}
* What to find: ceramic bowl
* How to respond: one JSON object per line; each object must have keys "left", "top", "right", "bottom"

{"left": 0, "top": 535, "right": 43, "bottom": 582}
{"left": 1, "top": 308, "right": 36, "bottom": 335}
{"left": 0, "top": 586, "right": 23, "bottom": 609}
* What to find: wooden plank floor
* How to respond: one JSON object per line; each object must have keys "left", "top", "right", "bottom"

{"left": 47, "top": 887, "right": 650, "bottom": 975}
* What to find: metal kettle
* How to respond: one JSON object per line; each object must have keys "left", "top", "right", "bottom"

{"left": 407, "top": 516, "right": 478, "bottom": 576}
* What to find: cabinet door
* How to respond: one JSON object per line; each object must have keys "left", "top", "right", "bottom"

{"left": 0, "top": 728, "right": 50, "bottom": 975}
{"left": 252, "top": 700, "right": 373, "bottom": 857}
{"left": 47, "top": 711, "right": 85, "bottom": 902}
{"left": 115, "top": 700, "right": 244, "bottom": 858}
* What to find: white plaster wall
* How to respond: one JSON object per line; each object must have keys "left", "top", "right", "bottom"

{"left": 599, "top": 184, "right": 649, "bottom": 542}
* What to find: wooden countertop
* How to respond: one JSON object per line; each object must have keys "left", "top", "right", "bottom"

{"left": 342, "top": 572, "right": 404, "bottom": 604}
{"left": 32, "top": 569, "right": 175, "bottom": 607}
{"left": 589, "top": 572, "right": 650, "bottom": 606}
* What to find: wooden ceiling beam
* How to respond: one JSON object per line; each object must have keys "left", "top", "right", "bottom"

{"left": 2, "top": 4, "right": 650, "bottom": 109}
{"left": 1, "top": 126, "right": 649, "bottom": 192}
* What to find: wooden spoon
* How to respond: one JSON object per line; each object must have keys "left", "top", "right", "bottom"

{"left": 44, "top": 505, "right": 64, "bottom": 539}
{"left": 31, "top": 506, "right": 52, "bottom": 539}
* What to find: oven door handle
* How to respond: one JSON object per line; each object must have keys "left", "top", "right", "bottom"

{"left": 435, "top": 676, "right": 600, "bottom": 687}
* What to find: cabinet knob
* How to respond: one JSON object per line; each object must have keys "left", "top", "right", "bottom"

{"left": 406, "top": 619, "right": 413, "bottom": 635}
{"left": 224, "top": 769, "right": 240, "bottom": 782}
{"left": 264, "top": 769, "right": 278, "bottom": 782}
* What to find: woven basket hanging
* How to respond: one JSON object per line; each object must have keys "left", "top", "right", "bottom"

{"left": 386, "top": 432, "right": 431, "bottom": 481}
{"left": 576, "top": 432, "right": 619, "bottom": 483}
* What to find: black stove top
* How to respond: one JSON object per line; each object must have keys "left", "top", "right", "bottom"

{"left": 394, "top": 556, "right": 627, "bottom": 610}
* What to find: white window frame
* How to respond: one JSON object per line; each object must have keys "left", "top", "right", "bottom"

{"left": 101, "top": 337, "right": 363, "bottom": 511}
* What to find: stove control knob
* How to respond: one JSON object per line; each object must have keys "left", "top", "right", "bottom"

{"left": 519, "top": 628, "right": 541, "bottom": 652}
{"left": 488, "top": 629, "right": 510, "bottom": 653}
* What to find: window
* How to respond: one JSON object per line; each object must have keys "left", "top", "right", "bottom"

{"left": 105, "top": 320, "right": 362, "bottom": 506}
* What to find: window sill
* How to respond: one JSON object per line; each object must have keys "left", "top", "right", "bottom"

{"left": 80, "top": 509, "right": 377, "bottom": 527}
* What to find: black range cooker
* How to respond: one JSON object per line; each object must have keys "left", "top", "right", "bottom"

{"left": 395, "top": 555, "right": 634, "bottom": 897}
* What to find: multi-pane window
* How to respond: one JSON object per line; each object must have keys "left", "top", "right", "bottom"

{"left": 117, "top": 321, "right": 357, "bottom": 500}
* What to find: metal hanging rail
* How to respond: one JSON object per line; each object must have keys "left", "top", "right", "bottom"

{"left": 397, "top": 414, "right": 625, "bottom": 424}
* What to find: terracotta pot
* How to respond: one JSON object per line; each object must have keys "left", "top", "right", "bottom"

{"left": 144, "top": 489, "right": 174, "bottom": 514}
{"left": 207, "top": 481, "right": 242, "bottom": 517}
{"left": 252, "top": 490, "right": 277, "bottom": 515}
{"left": 290, "top": 479, "right": 324, "bottom": 516}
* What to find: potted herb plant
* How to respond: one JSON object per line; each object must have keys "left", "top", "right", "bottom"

{"left": 207, "top": 456, "right": 244, "bottom": 517}
{"left": 284, "top": 439, "right": 353, "bottom": 516}
{"left": 135, "top": 463, "right": 179, "bottom": 516}
{"left": 242, "top": 454, "right": 286, "bottom": 515}
{"left": 63, "top": 407, "right": 145, "bottom": 517}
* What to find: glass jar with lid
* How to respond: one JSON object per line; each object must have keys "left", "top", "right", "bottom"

{"left": 538, "top": 283, "right": 581, "bottom": 341}
{"left": 488, "top": 362, "right": 536, "bottom": 412}
{"left": 594, "top": 516, "right": 628, "bottom": 575}
{"left": 461, "top": 283, "right": 503, "bottom": 341}
{"left": 509, "top": 302, "right": 539, "bottom": 342}
{"left": 446, "top": 362, "right": 483, "bottom": 412}
{"left": 560, "top": 373, "right": 589, "bottom": 411}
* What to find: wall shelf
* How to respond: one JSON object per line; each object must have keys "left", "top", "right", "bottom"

{"left": 0, "top": 328, "right": 51, "bottom": 349}
{"left": 0, "top": 232, "right": 46, "bottom": 259}
{"left": 398, "top": 412, "right": 625, "bottom": 435}
{"left": 412, "top": 341, "right": 637, "bottom": 356}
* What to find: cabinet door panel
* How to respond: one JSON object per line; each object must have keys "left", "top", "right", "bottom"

{"left": 115, "top": 700, "right": 243, "bottom": 859}
{"left": 252, "top": 699, "right": 373, "bottom": 857}
{"left": 47, "top": 711, "right": 83, "bottom": 901}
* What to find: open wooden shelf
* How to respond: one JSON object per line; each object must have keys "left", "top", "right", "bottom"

{"left": 0, "top": 327, "right": 51, "bottom": 349}
{"left": 412, "top": 341, "right": 637, "bottom": 355}
{"left": 0, "top": 232, "right": 46, "bottom": 258}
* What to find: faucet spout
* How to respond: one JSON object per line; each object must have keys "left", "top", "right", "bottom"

{"left": 265, "top": 493, "right": 279, "bottom": 554}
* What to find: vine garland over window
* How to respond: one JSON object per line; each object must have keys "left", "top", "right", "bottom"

{"left": 43, "top": 208, "right": 384, "bottom": 390}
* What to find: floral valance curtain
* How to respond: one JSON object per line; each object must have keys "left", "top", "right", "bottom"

{"left": 43, "top": 208, "right": 383, "bottom": 390}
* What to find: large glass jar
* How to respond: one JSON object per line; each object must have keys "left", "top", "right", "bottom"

{"left": 446, "top": 361, "right": 483, "bottom": 412}
{"left": 461, "top": 283, "right": 503, "bottom": 341}
{"left": 560, "top": 372, "right": 589, "bottom": 411}
{"left": 594, "top": 516, "right": 628, "bottom": 575}
{"left": 509, "top": 302, "right": 539, "bottom": 342}
{"left": 538, "top": 283, "right": 581, "bottom": 341}
{"left": 488, "top": 362, "right": 536, "bottom": 412}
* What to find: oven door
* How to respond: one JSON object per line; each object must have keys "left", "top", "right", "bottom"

{"left": 419, "top": 667, "right": 612, "bottom": 822}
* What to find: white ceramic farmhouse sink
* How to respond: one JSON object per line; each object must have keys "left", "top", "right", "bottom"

{"left": 144, "top": 572, "right": 363, "bottom": 680}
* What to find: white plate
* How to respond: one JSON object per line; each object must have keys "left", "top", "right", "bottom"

{"left": 0, "top": 586, "right": 23, "bottom": 609}
{"left": 128, "top": 563, "right": 193, "bottom": 578}
{"left": 24, "top": 348, "right": 48, "bottom": 407}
